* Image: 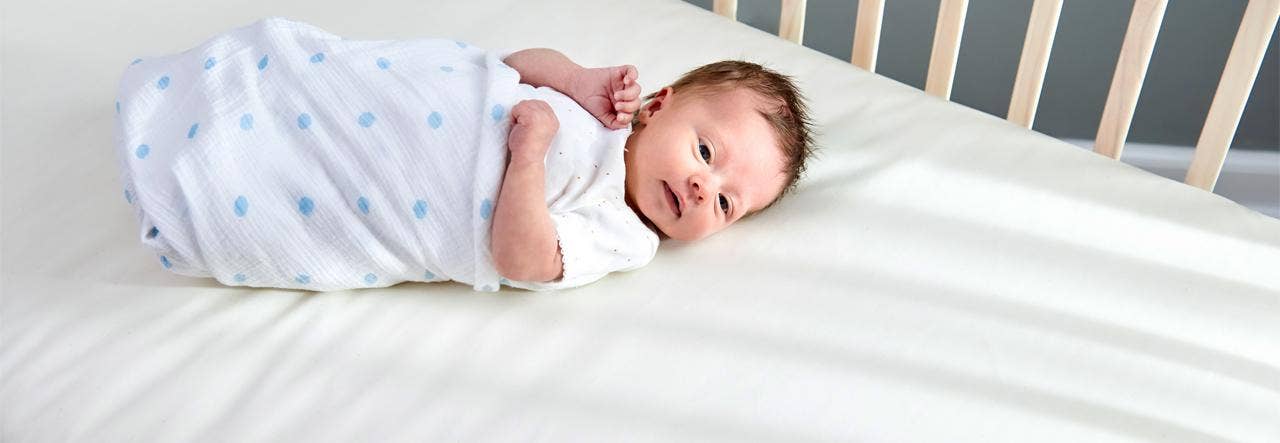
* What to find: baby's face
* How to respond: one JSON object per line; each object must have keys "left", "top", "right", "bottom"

{"left": 623, "top": 86, "right": 787, "bottom": 241}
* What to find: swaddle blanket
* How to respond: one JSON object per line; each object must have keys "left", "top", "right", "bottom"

{"left": 113, "top": 18, "right": 659, "bottom": 292}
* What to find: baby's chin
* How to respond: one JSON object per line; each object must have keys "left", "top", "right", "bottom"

{"left": 653, "top": 217, "right": 705, "bottom": 242}
{"left": 641, "top": 209, "right": 675, "bottom": 240}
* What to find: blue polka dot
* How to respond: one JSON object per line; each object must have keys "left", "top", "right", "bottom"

{"left": 135, "top": 144, "right": 150, "bottom": 159}
{"left": 499, "top": 277, "right": 510, "bottom": 286}
{"left": 116, "top": 101, "right": 120, "bottom": 114}
{"left": 376, "top": 57, "right": 391, "bottom": 69}
{"left": 298, "top": 197, "right": 315, "bottom": 217}
{"left": 234, "top": 195, "right": 249, "bottom": 217}
{"left": 160, "top": 255, "right": 172, "bottom": 269}
{"left": 455, "top": 41, "right": 467, "bottom": 48}
{"left": 187, "top": 123, "right": 199, "bottom": 139}
{"left": 364, "top": 273, "right": 378, "bottom": 284}
{"left": 124, "top": 188, "right": 133, "bottom": 204}
{"left": 480, "top": 198, "right": 493, "bottom": 220}
{"left": 146, "top": 226, "right": 159, "bottom": 238}
{"left": 157, "top": 76, "right": 170, "bottom": 90}
{"left": 310, "top": 52, "right": 325, "bottom": 63}
{"left": 491, "top": 104, "right": 505, "bottom": 121}
{"left": 296, "top": 274, "right": 311, "bottom": 284}
{"left": 424, "top": 270, "right": 436, "bottom": 280}
{"left": 358, "top": 112, "right": 376, "bottom": 127}
{"left": 131, "top": 58, "right": 143, "bottom": 65}
{"left": 297, "top": 113, "right": 312, "bottom": 129}
{"left": 439, "top": 65, "right": 454, "bottom": 72}
{"left": 258, "top": 54, "right": 269, "bottom": 70}
{"left": 204, "top": 57, "right": 217, "bottom": 70}
{"left": 234, "top": 273, "right": 247, "bottom": 283}
{"left": 240, "top": 113, "right": 254, "bottom": 130}
{"left": 427, "top": 112, "right": 443, "bottom": 129}
{"left": 357, "top": 196, "right": 370, "bottom": 215}
{"left": 413, "top": 199, "right": 429, "bottom": 219}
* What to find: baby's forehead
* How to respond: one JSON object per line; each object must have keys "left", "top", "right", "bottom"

{"left": 684, "top": 86, "right": 779, "bottom": 114}
{"left": 687, "top": 88, "right": 783, "bottom": 151}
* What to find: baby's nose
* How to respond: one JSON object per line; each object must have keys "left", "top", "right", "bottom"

{"left": 690, "top": 180, "right": 707, "bottom": 204}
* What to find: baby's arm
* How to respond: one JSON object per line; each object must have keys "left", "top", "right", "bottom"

{"left": 504, "top": 49, "right": 641, "bottom": 129}
{"left": 491, "top": 100, "right": 564, "bottom": 283}
{"left": 503, "top": 48, "right": 581, "bottom": 94}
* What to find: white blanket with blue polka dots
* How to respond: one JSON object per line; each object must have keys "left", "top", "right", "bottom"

{"left": 113, "top": 18, "right": 658, "bottom": 292}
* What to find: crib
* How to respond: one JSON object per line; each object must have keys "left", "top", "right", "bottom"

{"left": 718, "top": 0, "right": 1278, "bottom": 191}
{"left": 2, "top": 0, "right": 1278, "bottom": 441}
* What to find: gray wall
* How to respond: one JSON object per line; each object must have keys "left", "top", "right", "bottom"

{"left": 684, "top": 0, "right": 1278, "bottom": 151}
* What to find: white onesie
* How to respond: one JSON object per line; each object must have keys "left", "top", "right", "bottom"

{"left": 113, "top": 18, "right": 658, "bottom": 292}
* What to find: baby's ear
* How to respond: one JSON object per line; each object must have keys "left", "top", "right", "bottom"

{"left": 642, "top": 87, "right": 673, "bottom": 119}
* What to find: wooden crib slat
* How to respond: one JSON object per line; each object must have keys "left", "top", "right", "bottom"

{"left": 1007, "top": 0, "right": 1064, "bottom": 129}
{"left": 1094, "top": 0, "right": 1168, "bottom": 160}
{"left": 779, "top": 0, "right": 808, "bottom": 44}
{"left": 852, "top": 0, "right": 887, "bottom": 71}
{"left": 1186, "top": 0, "right": 1280, "bottom": 191}
{"left": 925, "top": 0, "right": 970, "bottom": 100}
{"left": 714, "top": 0, "right": 738, "bottom": 20}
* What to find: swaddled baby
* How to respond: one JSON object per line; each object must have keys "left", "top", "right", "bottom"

{"left": 114, "top": 18, "right": 814, "bottom": 291}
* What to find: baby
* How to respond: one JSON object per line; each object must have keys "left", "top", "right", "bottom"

{"left": 114, "top": 18, "right": 813, "bottom": 292}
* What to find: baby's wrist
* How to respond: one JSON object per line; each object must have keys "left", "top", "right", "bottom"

{"left": 507, "top": 152, "right": 546, "bottom": 169}
{"left": 564, "top": 67, "right": 590, "bottom": 101}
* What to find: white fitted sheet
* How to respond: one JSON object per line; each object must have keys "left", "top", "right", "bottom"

{"left": 2, "top": 0, "right": 1278, "bottom": 441}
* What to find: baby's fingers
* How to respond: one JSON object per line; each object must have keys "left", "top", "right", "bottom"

{"left": 615, "top": 112, "right": 633, "bottom": 127}
{"left": 613, "top": 96, "right": 641, "bottom": 115}
{"left": 601, "top": 115, "right": 626, "bottom": 130}
{"left": 623, "top": 65, "right": 638, "bottom": 84}
{"left": 613, "top": 65, "right": 638, "bottom": 91}
{"left": 613, "top": 80, "right": 641, "bottom": 102}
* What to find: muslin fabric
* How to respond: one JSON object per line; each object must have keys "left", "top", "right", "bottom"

{"left": 113, "top": 17, "right": 657, "bottom": 292}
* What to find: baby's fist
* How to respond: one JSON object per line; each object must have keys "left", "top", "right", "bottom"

{"left": 507, "top": 100, "right": 560, "bottom": 163}
{"left": 569, "top": 65, "right": 641, "bottom": 130}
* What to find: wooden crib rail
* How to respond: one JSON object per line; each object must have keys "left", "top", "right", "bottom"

{"left": 851, "top": 0, "right": 886, "bottom": 72}
{"left": 1187, "top": 0, "right": 1280, "bottom": 190}
{"left": 1007, "top": 0, "right": 1063, "bottom": 129}
{"left": 710, "top": 0, "right": 1280, "bottom": 192}
{"left": 1094, "top": 0, "right": 1167, "bottom": 163}
{"left": 924, "top": 0, "right": 969, "bottom": 100}
{"left": 779, "top": 0, "right": 808, "bottom": 43}
{"left": 713, "top": 0, "right": 737, "bottom": 21}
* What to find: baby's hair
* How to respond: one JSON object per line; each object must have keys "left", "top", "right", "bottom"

{"left": 635, "top": 60, "right": 816, "bottom": 219}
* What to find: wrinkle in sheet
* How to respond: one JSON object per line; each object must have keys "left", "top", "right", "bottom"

{"left": 575, "top": 262, "right": 1261, "bottom": 442}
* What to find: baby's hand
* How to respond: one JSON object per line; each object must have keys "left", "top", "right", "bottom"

{"left": 568, "top": 65, "right": 641, "bottom": 130}
{"left": 507, "top": 100, "right": 560, "bottom": 164}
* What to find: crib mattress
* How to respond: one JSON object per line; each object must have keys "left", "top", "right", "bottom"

{"left": 3, "top": 0, "right": 1278, "bottom": 441}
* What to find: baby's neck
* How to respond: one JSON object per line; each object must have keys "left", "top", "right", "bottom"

{"left": 621, "top": 133, "right": 639, "bottom": 216}
{"left": 621, "top": 133, "right": 658, "bottom": 235}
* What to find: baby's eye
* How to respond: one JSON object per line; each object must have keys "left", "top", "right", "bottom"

{"left": 718, "top": 194, "right": 729, "bottom": 214}
{"left": 698, "top": 143, "right": 711, "bottom": 162}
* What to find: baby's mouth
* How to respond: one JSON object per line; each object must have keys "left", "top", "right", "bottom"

{"left": 664, "top": 181, "right": 682, "bottom": 217}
